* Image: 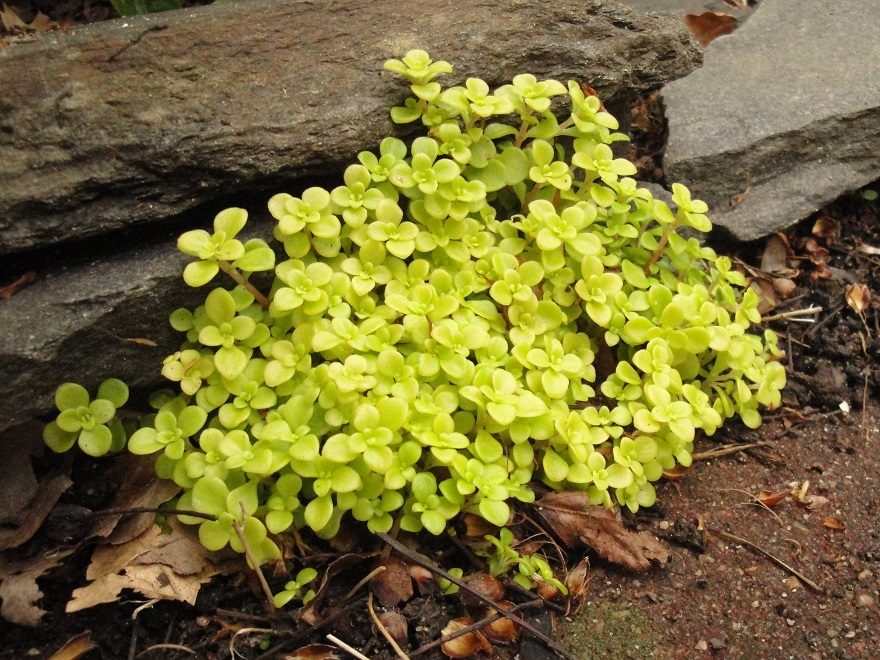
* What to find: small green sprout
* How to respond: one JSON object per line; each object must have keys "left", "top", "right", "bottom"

{"left": 43, "top": 379, "right": 128, "bottom": 457}
{"left": 273, "top": 567, "right": 319, "bottom": 609}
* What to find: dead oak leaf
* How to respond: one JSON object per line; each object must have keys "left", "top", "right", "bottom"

{"left": 0, "top": 549, "right": 74, "bottom": 626}
{"left": 0, "top": 4, "right": 56, "bottom": 33}
{"left": 66, "top": 518, "right": 219, "bottom": 613}
{"left": 684, "top": 12, "right": 737, "bottom": 47}
{"left": 0, "top": 422, "right": 72, "bottom": 550}
{"left": 47, "top": 631, "right": 97, "bottom": 660}
{"left": 536, "top": 492, "right": 670, "bottom": 572}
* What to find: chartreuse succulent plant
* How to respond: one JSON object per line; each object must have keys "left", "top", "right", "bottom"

{"left": 45, "top": 51, "right": 785, "bottom": 605}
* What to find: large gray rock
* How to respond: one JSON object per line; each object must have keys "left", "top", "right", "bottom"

{"left": 663, "top": 0, "right": 880, "bottom": 241}
{"left": 0, "top": 233, "right": 194, "bottom": 431}
{"left": 0, "top": 0, "right": 700, "bottom": 254}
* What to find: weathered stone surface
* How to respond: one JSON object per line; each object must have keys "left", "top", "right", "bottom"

{"left": 0, "top": 0, "right": 700, "bottom": 254}
{"left": 663, "top": 0, "right": 880, "bottom": 241}
{"left": 0, "top": 233, "right": 194, "bottom": 431}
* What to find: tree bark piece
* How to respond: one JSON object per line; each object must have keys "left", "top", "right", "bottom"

{"left": 0, "top": 0, "right": 700, "bottom": 254}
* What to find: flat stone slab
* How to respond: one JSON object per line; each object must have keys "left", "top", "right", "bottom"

{"left": 663, "top": 0, "right": 880, "bottom": 241}
{"left": 0, "top": 0, "right": 700, "bottom": 254}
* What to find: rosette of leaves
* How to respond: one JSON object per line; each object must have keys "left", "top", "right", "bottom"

{"left": 43, "top": 379, "right": 129, "bottom": 457}
{"left": 44, "top": 51, "right": 787, "bottom": 606}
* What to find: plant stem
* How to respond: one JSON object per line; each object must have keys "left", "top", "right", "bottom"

{"left": 643, "top": 225, "right": 674, "bottom": 274}
{"left": 367, "top": 593, "right": 411, "bottom": 660}
{"left": 232, "top": 507, "right": 276, "bottom": 614}
{"left": 218, "top": 260, "right": 270, "bottom": 309}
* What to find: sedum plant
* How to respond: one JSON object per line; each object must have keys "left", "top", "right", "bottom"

{"left": 45, "top": 51, "right": 785, "bottom": 598}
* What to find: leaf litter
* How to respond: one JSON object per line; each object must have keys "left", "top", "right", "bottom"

{"left": 536, "top": 491, "right": 670, "bottom": 572}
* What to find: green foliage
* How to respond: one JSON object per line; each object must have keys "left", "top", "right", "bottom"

{"left": 479, "top": 528, "right": 568, "bottom": 595}
{"left": 45, "top": 51, "right": 786, "bottom": 605}
{"left": 43, "top": 379, "right": 129, "bottom": 457}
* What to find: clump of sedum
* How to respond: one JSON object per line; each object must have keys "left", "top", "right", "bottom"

{"left": 46, "top": 51, "right": 785, "bottom": 589}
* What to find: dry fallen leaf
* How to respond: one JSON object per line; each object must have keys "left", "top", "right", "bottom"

{"left": 536, "top": 492, "right": 670, "bottom": 572}
{"left": 0, "top": 549, "right": 74, "bottom": 626}
{"left": 462, "top": 512, "right": 498, "bottom": 539}
{"left": 845, "top": 283, "right": 871, "bottom": 314}
{"left": 857, "top": 243, "right": 880, "bottom": 256}
{"left": 773, "top": 277, "right": 797, "bottom": 299}
{"left": 0, "top": 4, "right": 56, "bottom": 33}
{"left": 756, "top": 489, "right": 789, "bottom": 508}
{"left": 460, "top": 573, "right": 505, "bottom": 611}
{"left": 370, "top": 555, "right": 413, "bottom": 608}
{"left": 48, "top": 631, "right": 97, "bottom": 660}
{"left": 377, "top": 611, "right": 408, "bottom": 648}
{"left": 481, "top": 600, "right": 519, "bottom": 644}
{"left": 0, "top": 422, "right": 72, "bottom": 550}
{"left": 812, "top": 216, "right": 840, "bottom": 243}
{"left": 823, "top": 517, "right": 846, "bottom": 531}
{"left": 565, "top": 557, "right": 591, "bottom": 607}
{"left": 66, "top": 518, "right": 219, "bottom": 613}
{"left": 90, "top": 454, "right": 181, "bottom": 544}
{"left": 684, "top": 12, "right": 737, "bottom": 47}
{"left": 441, "top": 617, "right": 492, "bottom": 658}
{"left": 299, "top": 554, "right": 365, "bottom": 625}
{"left": 284, "top": 645, "right": 342, "bottom": 660}
{"left": 662, "top": 464, "right": 691, "bottom": 481}
{"left": 761, "top": 233, "right": 791, "bottom": 274}
{"left": 754, "top": 278, "right": 779, "bottom": 314}
{"left": 0, "top": 271, "right": 36, "bottom": 300}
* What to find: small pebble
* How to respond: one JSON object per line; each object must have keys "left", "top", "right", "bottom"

{"left": 695, "top": 640, "right": 708, "bottom": 651}
{"left": 658, "top": 520, "right": 670, "bottom": 530}
{"left": 855, "top": 593, "right": 875, "bottom": 608}
{"left": 857, "top": 569, "right": 872, "bottom": 582}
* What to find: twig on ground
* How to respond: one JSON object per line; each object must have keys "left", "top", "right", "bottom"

{"left": 136, "top": 643, "right": 197, "bottom": 657}
{"left": 255, "top": 598, "right": 367, "bottom": 659}
{"left": 231, "top": 511, "right": 276, "bottom": 614}
{"left": 445, "top": 530, "right": 488, "bottom": 571}
{"left": 376, "top": 532, "right": 574, "bottom": 660}
{"left": 804, "top": 302, "right": 845, "bottom": 337}
{"left": 368, "top": 593, "right": 411, "bottom": 660}
{"left": 761, "top": 306, "right": 823, "bottom": 322}
{"left": 411, "top": 598, "right": 542, "bottom": 656}
{"left": 692, "top": 442, "right": 769, "bottom": 461}
{"left": 229, "top": 628, "right": 273, "bottom": 660}
{"left": 715, "top": 488, "right": 784, "bottom": 527}
{"left": 326, "top": 634, "right": 370, "bottom": 660}
{"left": 128, "top": 619, "right": 139, "bottom": 660}
{"left": 711, "top": 528, "right": 823, "bottom": 593}
{"left": 343, "top": 565, "right": 386, "bottom": 601}
{"left": 88, "top": 507, "right": 217, "bottom": 522}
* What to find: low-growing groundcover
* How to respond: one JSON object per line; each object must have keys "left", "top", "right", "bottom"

{"left": 43, "top": 51, "right": 785, "bottom": 608}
